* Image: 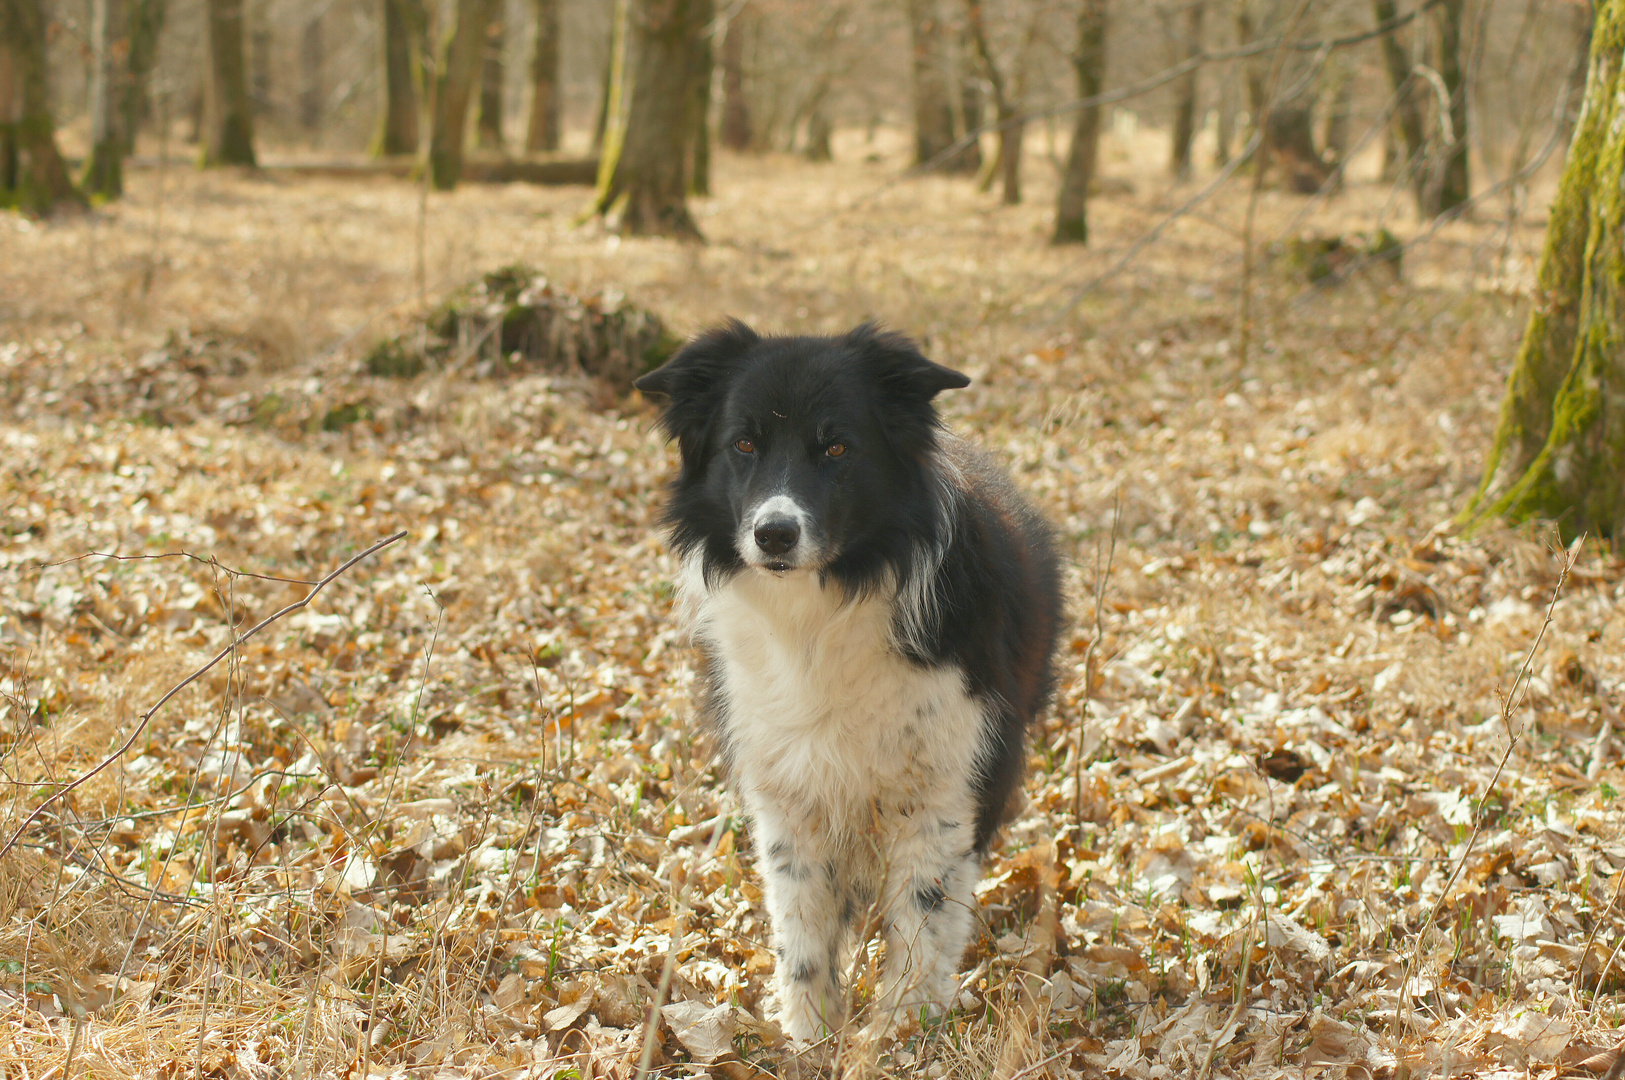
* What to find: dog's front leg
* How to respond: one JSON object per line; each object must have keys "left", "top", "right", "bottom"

{"left": 752, "top": 809, "right": 846, "bottom": 1043}
{"left": 874, "top": 814, "right": 981, "bottom": 1029}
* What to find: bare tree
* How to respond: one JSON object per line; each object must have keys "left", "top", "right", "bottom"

{"left": 1053, "top": 0, "right": 1105, "bottom": 244}
{"left": 525, "top": 0, "right": 560, "bottom": 152}
{"left": 592, "top": 18, "right": 615, "bottom": 151}
{"left": 1240, "top": 0, "right": 1329, "bottom": 193}
{"left": 1168, "top": 0, "right": 1204, "bottom": 179}
{"left": 121, "top": 0, "right": 165, "bottom": 146}
{"left": 202, "top": 0, "right": 257, "bottom": 165}
{"left": 476, "top": 0, "right": 506, "bottom": 151}
{"left": 1466, "top": 0, "right": 1625, "bottom": 536}
{"left": 592, "top": 0, "right": 712, "bottom": 238}
{"left": 429, "top": 0, "right": 498, "bottom": 188}
{"left": 906, "top": 0, "right": 957, "bottom": 167}
{"left": 965, "top": 0, "right": 1037, "bottom": 203}
{"left": 84, "top": 0, "right": 131, "bottom": 197}
{"left": 300, "top": 8, "right": 324, "bottom": 133}
{"left": 689, "top": 0, "right": 715, "bottom": 191}
{"left": 1374, "top": 0, "right": 1425, "bottom": 196}
{"left": 371, "top": 0, "right": 421, "bottom": 156}
{"left": 720, "top": 4, "right": 752, "bottom": 150}
{"left": 0, "top": 0, "right": 83, "bottom": 212}
{"left": 1426, "top": 0, "right": 1469, "bottom": 215}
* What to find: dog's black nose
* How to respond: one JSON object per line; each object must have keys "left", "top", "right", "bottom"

{"left": 754, "top": 519, "right": 800, "bottom": 556}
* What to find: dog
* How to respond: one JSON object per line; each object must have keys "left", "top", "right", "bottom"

{"left": 634, "top": 321, "right": 1062, "bottom": 1043}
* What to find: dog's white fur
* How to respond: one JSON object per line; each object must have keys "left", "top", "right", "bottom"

{"left": 679, "top": 545, "right": 990, "bottom": 1042}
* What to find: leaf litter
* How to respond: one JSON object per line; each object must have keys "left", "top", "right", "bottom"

{"left": 1, "top": 135, "right": 1624, "bottom": 1078}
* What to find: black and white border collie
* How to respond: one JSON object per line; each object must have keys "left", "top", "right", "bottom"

{"left": 635, "top": 322, "right": 1063, "bottom": 1042}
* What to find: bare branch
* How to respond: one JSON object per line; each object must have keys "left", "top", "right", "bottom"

{"left": 0, "top": 530, "right": 409, "bottom": 859}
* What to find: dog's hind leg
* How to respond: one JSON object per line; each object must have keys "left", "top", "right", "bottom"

{"left": 751, "top": 808, "right": 847, "bottom": 1043}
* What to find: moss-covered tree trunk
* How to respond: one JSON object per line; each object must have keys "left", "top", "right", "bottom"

{"left": 428, "top": 0, "right": 497, "bottom": 189}
{"left": 83, "top": 0, "right": 129, "bottom": 198}
{"left": 201, "top": 0, "right": 256, "bottom": 166}
{"left": 371, "top": 0, "right": 421, "bottom": 156}
{"left": 1168, "top": 0, "right": 1203, "bottom": 180}
{"left": 524, "top": 0, "right": 559, "bottom": 152}
{"left": 475, "top": 0, "right": 505, "bottom": 151}
{"left": 0, "top": 0, "right": 84, "bottom": 213}
{"left": 1466, "top": 1, "right": 1625, "bottom": 539}
{"left": 1052, "top": 0, "right": 1105, "bottom": 245}
{"left": 591, "top": 0, "right": 708, "bottom": 239}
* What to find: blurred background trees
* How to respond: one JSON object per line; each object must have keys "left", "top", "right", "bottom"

{"left": 0, "top": 0, "right": 1597, "bottom": 244}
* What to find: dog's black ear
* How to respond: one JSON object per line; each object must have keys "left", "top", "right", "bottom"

{"left": 846, "top": 322, "right": 970, "bottom": 402}
{"left": 636, "top": 320, "right": 759, "bottom": 441}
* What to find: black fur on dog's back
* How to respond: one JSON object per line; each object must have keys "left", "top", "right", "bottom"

{"left": 923, "top": 439, "right": 1063, "bottom": 848}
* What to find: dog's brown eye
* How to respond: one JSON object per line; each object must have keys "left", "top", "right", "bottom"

{"left": 826, "top": 443, "right": 847, "bottom": 458}
{"left": 735, "top": 438, "right": 756, "bottom": 454}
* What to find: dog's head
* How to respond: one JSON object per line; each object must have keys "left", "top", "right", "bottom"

{"left": 635, "top": 321, "right": 969, "bottom": 582}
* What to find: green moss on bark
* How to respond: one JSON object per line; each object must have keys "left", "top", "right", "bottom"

{"left": 1465, "top": 1, "right": 1625, "bottom": 540}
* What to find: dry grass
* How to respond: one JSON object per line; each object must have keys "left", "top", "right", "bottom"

{"left": 3, "top": 130, "right": 1623, "bottom": 1079}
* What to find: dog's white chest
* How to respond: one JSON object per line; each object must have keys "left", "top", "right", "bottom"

{"left": 683, "top": 564, "right": 987, "bottom": 828}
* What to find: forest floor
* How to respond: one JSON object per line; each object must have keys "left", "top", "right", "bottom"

{"left": 2, "top": 131, "right": 1624, "bottom": 1080}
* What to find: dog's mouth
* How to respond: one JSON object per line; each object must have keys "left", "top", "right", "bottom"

{"left": 762, "top": 560, "right": 795, "bottom": 574}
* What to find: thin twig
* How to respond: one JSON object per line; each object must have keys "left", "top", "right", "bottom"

{"left": 0, "top": 531, "right": 408, "bottom": 860}
{"left": 1075, "top": 490, "right": 1119, "bottom": 830}
{"left": 40, "top": 549, "right": 318, "bottom": 586}
{"left": 1391, "top": 538, "right": 1581, "bottom": 1042}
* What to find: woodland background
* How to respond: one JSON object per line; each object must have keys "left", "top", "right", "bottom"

{"left": 4, "top": 0, "right": 1625, "bottom": 1078}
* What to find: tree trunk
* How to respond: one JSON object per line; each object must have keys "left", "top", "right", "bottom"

{"left": 953, "top": 32, "right": 983, "bottom": 175}
{"left": 371, "top": 0, "right": 421, "bottom": 156}
{"left": 1168, "top": 0, "right": 1203, "bottom": 180}
{"left": 1213, "top": 66, "right": 1233, "bottom": 166}
{"left": 0, "top": 0, "right": 84, "bottom": 213}
{"left": 122, "top": 0, "right": 166, "bottom": 144}
{"left": 1264, "top": 104, "right": 1328, "bottom": 193}
{"left": 524, "top": 0, "right": 560, "bottom": 152}
{"left": 1466, "top": 0, "right": 1625, "bottom": 539}
{"left": 965, "top": 0, "right": 1023, "bottom": 204}
{"left": 804, "top": 101, "right": 832, "bottom": 162}
{"left": 0, "top": 40, "right": 15, "bottom": 193}
{"left": 300, "top": 10, "right": 324, "bottom": 132}
{"left": 906, "top": 0, "right": 957, "bottom": 168}
{"left": 83, "top": 0, "right": 129, "bottom": 198}
{"left": 249, "top": 14, "right": 269, "bottom": 113}
{"left": 201, "top": 0, "right": 256, "bottom": 166}
{"left": 429, "top": 0, "right": 497, "bottom": 189}
{"left": 1236, "top": 4, "right": 1264, "bottom": 149}
{"left": 1323, "top": 69, "right": 1351, "bottom": 163}
{"left": 688, "top": 0, "right": 714, "bottom": 192}
{"left": 1052, "top": 0, "right": 1105, "bottom": 245}
{"left": 1425, "top": 0, "right": 1469, "bottom": 217}
{"left": 591, "top": 18, "right": 614, "bottom": 151}
{"left": 592, "top": 0, "right": 708, "bottom": 239}
{"left": 476, "top": 0, "right": 505, "bottom": 151}
{"left": 719, "top": 5, "right": 751, "bottom": 150}
{"left": 1373, "top": 0, "right": 1425, "bottom": 200}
